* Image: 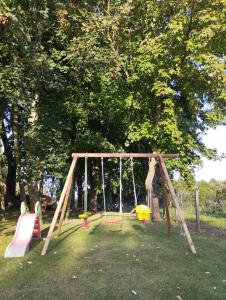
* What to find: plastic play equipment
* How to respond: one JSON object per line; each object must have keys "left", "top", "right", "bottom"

{"left": 20, "top": 201, "right": 29, "bottom": 215}
{"left": 4, "top": 202, "right": 42, "bottom": 258}
{"left": 41, "top": 153, "right": 196, "bottom": 256}
{"left": 35, "top": 200, "right": 43, "bottom": 225}
{"left": 79, "top": 212, "right": 91, "bottom": 230}
{"left": 136, "top": 205, "right": 151, "bottom": 221}
{"left": 4, "top": 214, "right": 41, "bottom": 257}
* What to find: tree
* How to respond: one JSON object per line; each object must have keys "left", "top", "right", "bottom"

{"left": 0, "top": 0, "right": 225, "bottom": 213}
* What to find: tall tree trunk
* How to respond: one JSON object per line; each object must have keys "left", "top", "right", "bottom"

{"left": 0, "top": 182, "right": 6, "bottom": 221}
{"left": 13, "top": 105, "right": 26, "bottom": 203}
{"left": 153, "top": 193, "right": 161, "bottom": 221}
{"left": 39, "top": 175, "right": 44, "bottom": 195}
{"left": 1, "top": 119, "right": 16, "bottom": 207}
{"left": 145, "top": 157, "right": 156, "bottom": 219}
{"left": 90, "top": 160, "right": 99, "bottom": 212}
{"left": 28, "top": 181, "right": 40, "bottom": 212}
{"left": 152, "top": 173, "right": 161, "bottom": 221}
{"left": 77, "top": 171, "right": 83, "bottom": 210}
{"left": 65, "top": 179, "right": 74, "bottom": 219}
{"left": 69, "top": 175, "right": 76, "bottom": 210}
{"left": 26, "top": 92, "right": 40, "bottom": 207}
{"left": 0, "top": 110, "right": 6, "bottom": 218}
{"left": 50, "top": 177, "right": 55, "bottom": 197}
{"left": 5, "top": 161, "right": 16, "bottom": 207}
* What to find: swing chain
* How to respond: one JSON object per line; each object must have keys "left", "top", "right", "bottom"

{"left": 101, "top": 157, "right": 106, "bottom": 215}
{"left": 84, "top": 157, "right": 88, "bottom": 213}
{"left": 119, "top": 158, "right": 122, "bottom": 214}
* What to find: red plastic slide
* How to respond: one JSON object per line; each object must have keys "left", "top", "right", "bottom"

{"left": 4, "top": 214, "right": 41, "bottom": 258}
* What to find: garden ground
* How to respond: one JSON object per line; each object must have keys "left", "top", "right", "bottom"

{"left": 1, "top": 213, "right": 226, "bottom": 300}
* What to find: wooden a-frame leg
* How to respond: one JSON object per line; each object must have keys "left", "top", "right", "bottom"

{"left": 159, "top": 166, "right": 172, "bottom": 238}
{"left": 57, "top": 175, "right": 74, "bottom": 237}
{"left": 159, "top": 156, "right": 196, "bottom": 254}
{"left": 41, "top": 157, "right": 78, "bottom": 256}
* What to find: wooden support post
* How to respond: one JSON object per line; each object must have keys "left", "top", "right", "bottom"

{"left": 41, "top": 157, "right": 77, "bottom": 255}
{"left": 160, "top": 167, "right": 172, "bottom": 237}
{"left": 195, "top": 188, "right": 200, "bottom": 232}
{"left": 56, "top": 175, "right": 74, "bottom": 237}
{"left": 159, "top": 156, "right": 196, "bottom": 254}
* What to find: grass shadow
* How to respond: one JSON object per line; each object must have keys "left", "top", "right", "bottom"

{"left": 47, "top": 224, "right": 82, "bottom": 254}
{"left": 0, "top": 230, "right": 16, "bottom": 237}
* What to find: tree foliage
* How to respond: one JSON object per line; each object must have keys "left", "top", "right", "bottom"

{"left": 174, "top": 179, "right": 226, "bottom": 214}
{"left": 0, "top": 0, "right": 225, "bottom": 210}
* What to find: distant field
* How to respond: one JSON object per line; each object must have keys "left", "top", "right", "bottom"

{"left": 178, "top": 207, "right": 226, "bottom": 230}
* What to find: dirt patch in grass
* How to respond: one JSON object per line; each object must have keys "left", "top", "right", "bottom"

{"left": 187, "top": 221, "right": 226, "bottom": 238}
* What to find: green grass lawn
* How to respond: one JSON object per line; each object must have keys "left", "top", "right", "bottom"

{"left": 1, "top": 213, "right": 226, "bottom": 300}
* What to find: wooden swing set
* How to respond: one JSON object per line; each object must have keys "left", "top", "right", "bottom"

{"left": 41, "top": 153, "right": 196, "bottom": 255}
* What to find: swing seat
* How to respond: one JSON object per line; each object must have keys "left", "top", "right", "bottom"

{"left": 78, "top": 212, "right": 91, "bottom": 230}
{"left": 103, "top": 219, "right": 122, "bottom": 225}
{"left": 102, "top": 211, "right": 122, "bottom": 225}
{"left": 137, "top": 213, "right": 150, "bottom": 221}
{"left": 136, "top": 205, "right": 151, "bottom": 221}
{"left": 78, "top": 212, "right": 91, "bottom": 219}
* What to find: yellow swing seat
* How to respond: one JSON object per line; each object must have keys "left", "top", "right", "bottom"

{"left": 136, "top": 205, "right": 151, "bottom": 221}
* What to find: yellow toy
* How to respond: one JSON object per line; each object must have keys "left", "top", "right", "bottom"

{"left": 79, "top": 212, "right": 91, "bottom": 230}
{"left": 135, "top": 205, "right": 151, "bottom": 221}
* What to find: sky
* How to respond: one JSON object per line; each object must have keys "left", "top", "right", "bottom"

{"left": 195, "top": 126, "right": 226, "bottom": 182}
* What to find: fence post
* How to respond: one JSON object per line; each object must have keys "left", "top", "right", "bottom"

{"left": 195, "top": 188, "right": 200, "bottom": 232}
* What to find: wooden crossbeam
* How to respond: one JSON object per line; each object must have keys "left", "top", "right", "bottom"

{"left": 72, "top": 153, "right": 178, "bottom": 158}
